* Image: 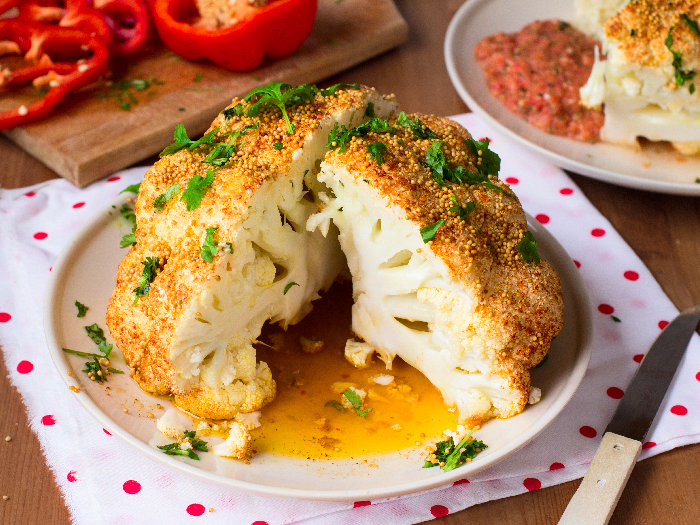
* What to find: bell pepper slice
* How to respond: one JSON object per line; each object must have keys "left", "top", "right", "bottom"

{"left": 92, "top": 0, "right": 152, "bottom": 57}
{"left": 0, "top": 21, "right": 109, "bottom": 130}
{"left": 151, "top": 0, "right": 318, "bottom": 71}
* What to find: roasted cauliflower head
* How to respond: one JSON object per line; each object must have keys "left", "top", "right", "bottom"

{"left": 107, "top": 83, "right": 563, "bottom": 427}
{"left": 106, "top": 84, "right": 398, "bottom": 419}
{"left": 307, "top": 113, "right": 563, "bottom": 425}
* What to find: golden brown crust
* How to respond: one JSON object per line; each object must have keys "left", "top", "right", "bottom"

{"left": 107, "top": 86, "right": 394, "bottom": 404}
{"left": 605, "top": 0, "right": 700, "bottom": 70}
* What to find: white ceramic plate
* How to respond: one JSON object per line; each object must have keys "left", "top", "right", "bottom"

{"left": 445, "top": 0, "right": 700, "bottom": 196}
{"left": 44, "top": 194, "right": 593, "bottom": 501}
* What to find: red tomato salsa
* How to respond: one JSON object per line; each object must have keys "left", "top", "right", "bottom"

{"left": 474, "top": 19, "right": 604, "bottom": 142}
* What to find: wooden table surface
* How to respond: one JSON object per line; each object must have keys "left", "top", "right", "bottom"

{"left": 2, "top": 1, "right": 699, "bottom": 524}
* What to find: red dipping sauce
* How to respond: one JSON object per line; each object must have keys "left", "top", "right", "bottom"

{"left": 474, "top": 19, "right": 604, "bottom": 142}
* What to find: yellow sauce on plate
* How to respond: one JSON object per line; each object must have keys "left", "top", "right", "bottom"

{"left": 251, "top": 281, "right": 458, "bottom": 459}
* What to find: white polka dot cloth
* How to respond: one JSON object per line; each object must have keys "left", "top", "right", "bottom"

{"left": 1, "top": 112, "right": 699, "bottom": 524}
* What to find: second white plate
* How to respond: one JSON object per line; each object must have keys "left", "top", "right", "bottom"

{"left": 445, "top": 0, "right": 700, "bottom": 196}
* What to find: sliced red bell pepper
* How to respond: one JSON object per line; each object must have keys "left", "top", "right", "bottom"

{"left": 0, "top": 21, "right": 109, "bottom": 130}
{"left": 151, "top": 0, "right": 317, "bottom": 71}
{"left": 92, "top": 0, "right": 152, "bottom": 57}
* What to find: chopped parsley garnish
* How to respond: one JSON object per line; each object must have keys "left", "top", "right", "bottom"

{"left": 119, "top": 182, "right": 141, "bottom": 195}
{"left": 200, "top": 227, "right": 219, "bottom": 263}
{"left": 120, "top": 232, "right": 137, "bottom": 248}
{"left": 85, "top": 323, "right": 113, "bottom": 357}
{"left": 96, "top": 77, "right": 163, "bottom": 111}
{"left": 396, "top": 111, "right": 439, "bottom": 139}
{"left": 222, "top": 103, "right": 246, "bottom": 119}
{"left": 62, "top": 322, "right": 122, "bottom": 383}
{"left": 283, "top": 282, "right": 299, "bottom": 295}
{"left": 225, "top": 242, "right": 234, "bottom": 253}
{"left": 158, "top": 430, "right": 208, "bottom": 460}
{"left": 180, "top": 171, "right": 216, "bottom": 211}
{"left": 273, "top": 141, "right": 284, "bottom": 150}
{"left": 424, "top": 139, "right": 510, "bottom": 196}
{"left": 464, "top": 137, "right": 500, "bottom": 177}
{"left": 611, "top": 315, "right": 621, "bottom": 323}
{"left": 682, "top": 13, "right": 700, "bottom": 35}
{"left": 365, "top": 142, "right": 388, "bottom": 165}
{"left": 423, "top": 428, "right": 487, "bottom": 472}
{"left": 324, "top": 400, "right": 345, "bottom": 412}
{"left": 153, "top": 183, "right": 180, "bottom": 212}
{"left": 326, "top": 118, "right": 397, "bottom": 153}
{"left": 119, "top": 202, "right": 136, "bottom": 227}
{"left": 449, "top": 195, "right": 477, "bottom": 221}
{"left": 159, "top": 123, "right": 222, "bottom": 157}
{"left": 695, "top": 177, "right": 700, "bottom": 183}
{"left": 558, "top": 20, "right": 570, "bottom": 31}
{"left": 245, "top": 83, "right": 319, "bottom": 134}
{"left": 516, "top": 231, "right": 541, "bottom": 263}
{"left": 342, "top": 388, "right": 371, "bottom": 417}
{"left": 665, "top": 26, "right": 696, "bottom": 87}
{"left": 319, "top": 82, "right": 360, "bottom": 97}
{"left": 133, "top": 257, "right": 159, "bottom": 303}
{"left": 75, "top": 300, "right": 89, "bottom": 318}
{"left": 193, "top": 72, "right": 203, "bottom": 82}
{"left": 364, "top": 102, "right": 376, "bottom": 118}
{"left": 420, "top": 220, "right": 445, "bottom": 243}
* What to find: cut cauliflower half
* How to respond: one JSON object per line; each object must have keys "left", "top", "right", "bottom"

{"left": 579, "top": 0, "right": 700, "bottom": 154}
{"left": 107, "top": 85, "right": 398, "bottom": 420}
{"left": 307, "top": 114, "right": 563, "bottom": 426}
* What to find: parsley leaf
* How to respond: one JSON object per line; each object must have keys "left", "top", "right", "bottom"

{"left": 420, "top": 220, "right": 445, "bottom": 243}
{"left": 133, "top": 257, "right": 159, "bottom": 303}
{"left": 364, "top": 102, "right": 375, "bottom": 118}
{"left": 75, "top": 300, "right": 89, "bottom": 318}
{"left": 283, "top": 282, "right": 299, "bottom": 295}
{"left": 423, "top": 429, "right": 487, "bottom": 472}
{"left": 184, "top": 430, "right": 209, "bottom": 452}
{"left": 153, "top": 183, "right": 180, "bottom": 212}
{"left": 200, "top": 227, "right": 219, "bottom": 263}
{"left": 449, "top": 195, "right": 477, "bottom": 220}
{"left": 273, "top": 142, "right": 284, "bottom": 150}
{"left": 222, "top": 103, "right": 246, "bottom": 119}
{"left": 464, "top": 137, "right": 500, "bottom": 177}
{"left": 62, "top": 348, "right": 104, "bottom": 359}
{"left": 119, "top": 182, "right": 141, "bottom": 195}
{"left": 181, "top": 171, "right": 216, "bottom": 211}
{"left": 119, "top": 203, "right": 136, "bottom": 227}
{"left": 665, "top": 27, "right": 696, "bottom": 87}
{"left": 326, "top": 118, "right": 397, "bottom": 153}
{"left": 682, "top": 13, "right": 700, "bottom": 35}
{"left": 396, "top": 111, "right": 439, "bottom": 139}
{"left": 324, "top": 400, "right": 345, "bottom": 412}
{"left": 365, "top": 142, "right": 388, "bottom": 165}
{"left": 342, "top": 388, "right": 372, "bottom": 417}
{"left": 159, "top": 124, "right": 221, "bottom": 157}
{"left": 120, "top": 232, "right": 137, "bottom": 248}
{"left": 245, "top": 82, "right": 319, "bottom": 134}
{"left": 516, "top": 231, "right": 541, "bottom": 263}
{"left": 424, "top": 141, "right": 449, "bottom": 185}
{"left": 158, "top": 431, "right": 208, "bottom": 460}
{"left": 319, "top": 83, "right": 360, "bottom": 96}
{"left": 85, "top": 323, "right": 113, "bottom": 357}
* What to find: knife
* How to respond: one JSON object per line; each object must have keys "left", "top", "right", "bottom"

{"left": 558, "top": 304, "right": 700, "bottom": 525}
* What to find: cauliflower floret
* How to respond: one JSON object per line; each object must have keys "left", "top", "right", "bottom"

{"left": 344, "top": 340, "right": 376, "bottom": 368}
{"left": 156, "top": 408, "right": 190, "bottom": 439}
{"left": 234, "top": 410, "right": 262, "bottom": 430}
{"left": 213, "top": 421, "right": 251, "bottom": 459}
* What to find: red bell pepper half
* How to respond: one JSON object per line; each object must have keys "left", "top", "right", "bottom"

{"left": 151, "top": 0, "right": 318, "bottom": 71}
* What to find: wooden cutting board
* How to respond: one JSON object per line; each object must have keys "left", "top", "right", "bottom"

{"left": 2, "top": 0, "right": 408, "bottom": 187}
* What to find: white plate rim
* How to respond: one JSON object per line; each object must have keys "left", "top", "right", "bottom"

{"left": 44, "top": 192, "right": 593, "bottom": 501}
{"left": 444, "top": 0, "right": 700, "bottom": 197}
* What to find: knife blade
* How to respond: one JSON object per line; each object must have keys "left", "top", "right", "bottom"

{"left": 558, "top": 304, "right": 700, "bottom": 525}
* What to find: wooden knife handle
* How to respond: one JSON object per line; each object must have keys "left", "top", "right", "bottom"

{"left": 558, "top": 432, "right": 642, "bottom": 525}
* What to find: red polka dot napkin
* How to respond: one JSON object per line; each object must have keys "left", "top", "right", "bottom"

{"left": 1, "top": 113, "right": 699, "bottom": 524}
